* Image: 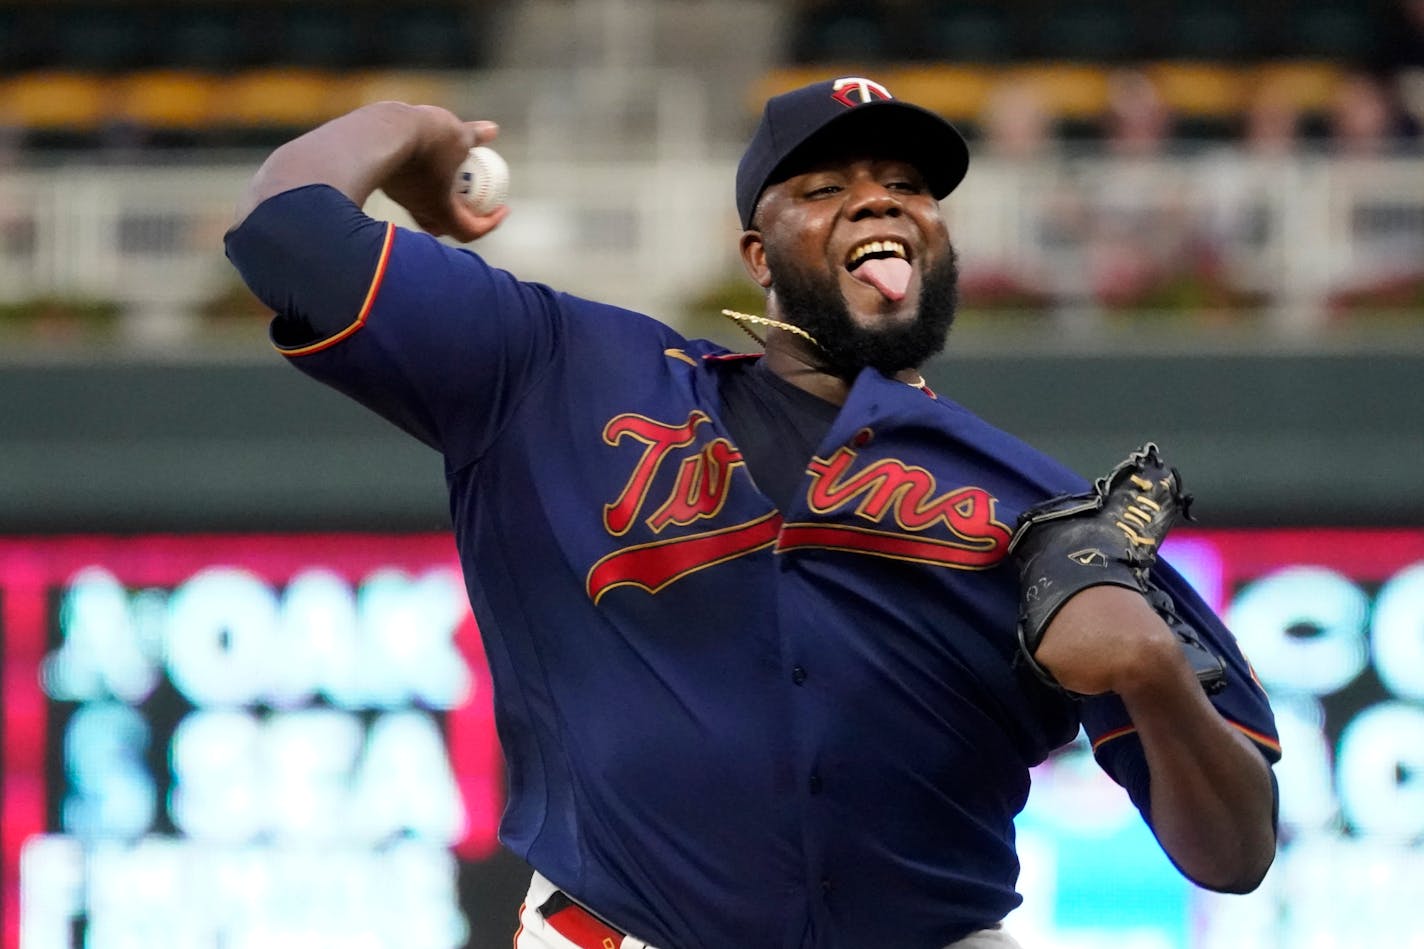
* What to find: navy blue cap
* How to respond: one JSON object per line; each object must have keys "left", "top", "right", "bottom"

{"left": 736, "top": 77, "right": 970, "bottom": 230}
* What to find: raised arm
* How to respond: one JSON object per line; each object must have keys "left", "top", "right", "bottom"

{"left": 233, "top": 101, "right": 507, "bottom": 242}
{"left": 1009, "top": 445, "right": 1278, "bottom": 892}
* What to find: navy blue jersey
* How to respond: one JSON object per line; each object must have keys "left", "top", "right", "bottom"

{"left": 226, "top": 186, "right": 1280, "bottom": 949}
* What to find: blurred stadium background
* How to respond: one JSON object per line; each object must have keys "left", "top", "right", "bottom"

{"left": 2, "top": 1, "right": 1423, "bottom": 948}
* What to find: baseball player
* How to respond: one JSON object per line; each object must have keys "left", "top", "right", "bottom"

{"left": 225, "top": 77, "right": 1281, "bottom": 949}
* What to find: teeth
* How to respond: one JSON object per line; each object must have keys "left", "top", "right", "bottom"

{"left": 849, "top": 240, "right": 907, "bottom": 266}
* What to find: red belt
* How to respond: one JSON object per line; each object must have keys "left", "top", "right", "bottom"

{"left": 538, "top": 890, "right": 628, "bottom": 949}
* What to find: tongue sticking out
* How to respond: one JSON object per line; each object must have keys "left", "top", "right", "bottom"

{"left": 854, "top": 257, "right": 912, "bottom": 302}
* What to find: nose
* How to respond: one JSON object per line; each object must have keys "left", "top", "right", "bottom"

{"left": 845, "top": 179, "right": 901, "bottom": 220}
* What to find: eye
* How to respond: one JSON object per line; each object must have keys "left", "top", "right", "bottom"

{"left": 806, "top": 183, "right": 843, "bottom": 198}
{"left": 879, "top": 162, "right": 928, "bottom": 192}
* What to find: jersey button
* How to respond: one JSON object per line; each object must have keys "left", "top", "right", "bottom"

{"left": 791, "top": 665, "right": 807, "bottom": 685}
{"left": 820, "top": 878, "right": 833, "bottom": 894}
{"left": 808, "top": 774, "right": 822, "bottom": 794}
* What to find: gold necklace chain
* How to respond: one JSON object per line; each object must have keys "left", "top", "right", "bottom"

{"left": 719, "top": 308, "right": 926, "bottom": 390}
{"left": 720, "top": 309, "right": 820, "bottom": 347}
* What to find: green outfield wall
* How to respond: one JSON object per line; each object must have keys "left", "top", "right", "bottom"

{"left": 2, "top": 350, "right": 1420, "bottom": 532}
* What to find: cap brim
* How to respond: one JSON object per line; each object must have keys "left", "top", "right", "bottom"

{"left": 765, "top": 100, "right": 970, "bottom": 203}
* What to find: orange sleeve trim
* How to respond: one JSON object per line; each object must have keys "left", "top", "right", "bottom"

{"left": 1090, "top": 725, "right": 1137, "bottom": 752}
{"left": 277, "top": 221, "right": 395, "bottom": 358}
{"left": 1090, "top": 719, "right": 1282, "bottom": 757}
{"left": 1230, "top": 722, "right": 1282, "bottom": 756}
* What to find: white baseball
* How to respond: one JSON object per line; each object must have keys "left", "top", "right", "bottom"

{"left": 454, "top": 145, "right": 509, "bottom": 215}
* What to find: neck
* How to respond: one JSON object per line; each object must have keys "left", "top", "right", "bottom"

{"left": 761, "top": 337, "right": 853, "bottom": 406}
{"left": 759, "top": 330, "right": 926, "bottom": 404}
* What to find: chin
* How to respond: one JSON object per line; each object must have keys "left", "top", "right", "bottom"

{"left": 840, "top": 281, "right": 919, "bottom": 327}
{"left": 768, "top": 242, "right": 958, "bottom": 374}
{"left": 846, "top": 295, "right": 920, "bottom": 330}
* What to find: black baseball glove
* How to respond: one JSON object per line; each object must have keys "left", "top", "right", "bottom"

{"left": 1008, "top": 443, "right": 1227, "bottom": 697}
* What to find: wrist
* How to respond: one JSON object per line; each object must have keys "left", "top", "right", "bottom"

{"left": 350, "top": 100, "right": 437, "bottom": 166}
{"left": 1032, "top": 585, "right": 1180, "bottom": 697}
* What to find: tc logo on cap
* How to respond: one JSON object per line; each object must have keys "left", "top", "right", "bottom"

{"left": 735, "top": 75, "right": 968, "bottom": 229}
{"left": 831, "top": 77, "right": 894, "bottom": 108}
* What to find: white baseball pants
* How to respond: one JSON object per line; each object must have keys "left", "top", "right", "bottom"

{"left": 513, "top": 872, "right": 1024, "bottom": 949}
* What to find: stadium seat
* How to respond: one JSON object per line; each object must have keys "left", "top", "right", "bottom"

{"left": 114, "top": 71, "right": 220, "bottom": 130}
{"left": 345, "top": 70, "right": 457, "bottom": 111}
{"left": 1003, "top": 63, "right": 1110, "bottom": 122}
{"left": 1249, "top": 61, "right": 1346, "bottom": 114}
{"left": 886, "top": 65, "right": 997, "bottom": 123}
{"left": 0, "top": 72, "right": 108, "bottom": 131}
{"left": 1144, "top": 62, "right": 1246, "bottom": 119}
{"left": 212, "top": 69, "right": 359, "bottom": 129}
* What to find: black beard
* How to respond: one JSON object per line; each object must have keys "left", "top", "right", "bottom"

{"left": 765, "top": 244, "right": 959, "bottom": 379}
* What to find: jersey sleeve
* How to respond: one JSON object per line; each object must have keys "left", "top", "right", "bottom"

{"left": 224, "top": 183, "right": 563, "bottom": 467}
{"left": 1076, "top": 556, "right": 1282, "bottom": 823}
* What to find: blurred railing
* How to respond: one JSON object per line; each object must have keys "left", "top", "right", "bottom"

{"left": 0, "top": 165, "right": 250, "bottom": 315}
{"left": 947, "top": 151, "right": 1424, "bottom": 333}
{"left": 1, "top": 150, "right": 1421, "bottom": 346}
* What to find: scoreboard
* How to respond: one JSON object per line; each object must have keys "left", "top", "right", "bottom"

{"left": 3, "top": 528, "right": 1423, "bottom": 948}
{"left": 1, "top": 535, "right": 502, "bottom": 949}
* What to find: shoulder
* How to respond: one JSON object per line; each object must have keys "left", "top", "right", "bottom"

{"left": 549, "top": 294, "right": 706, "bottom": 359}
{"left": 919, "top": 387, "right": 1090, "bottom": 496}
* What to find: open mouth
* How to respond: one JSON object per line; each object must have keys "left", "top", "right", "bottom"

{"left": 846, "top": 240, "right": 912, "bottom": 302}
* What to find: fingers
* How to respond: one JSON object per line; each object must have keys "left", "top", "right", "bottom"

{"left": 469, "top": 120, "right": 500, "bottom": 146}
{"left": 390, "top": 111, "right": 506, "bottom": 239}
{"left": 448, "top": 203, "right": 510, "bottom": 244}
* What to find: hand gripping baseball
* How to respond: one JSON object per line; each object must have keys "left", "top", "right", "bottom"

{"left": 378, "top": 108, "right": 507, "bottom": 242}
{"left": 1008, "top": 443, "right": 1226, "bottom": 696}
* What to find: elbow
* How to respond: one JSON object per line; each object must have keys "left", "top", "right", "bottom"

{"left": 1191, "top": 837, "right": 1277, "bottom": 894}
{"left": 1202, "top": 866, "right": 1270, "bottom": 896}
{"left": 1229, "top": 842, "right": 1277, "bottom": 894}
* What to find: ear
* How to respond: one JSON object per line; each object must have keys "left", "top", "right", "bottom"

{"left": 738, "top": 229, "right": 773, "bottom": 289}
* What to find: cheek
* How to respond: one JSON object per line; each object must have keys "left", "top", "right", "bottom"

{"left": 778, "top": 235, "right": 841, "bottom": 280}
{"left": 914, "top": 204, "right": 949, "bottom": 239}
{"left": 776, "top": 206, "right": 834, "bottom": 247}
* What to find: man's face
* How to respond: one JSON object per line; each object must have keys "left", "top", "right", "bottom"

{"left": 748, "top": 152, "right": 958, "bottom": 376}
